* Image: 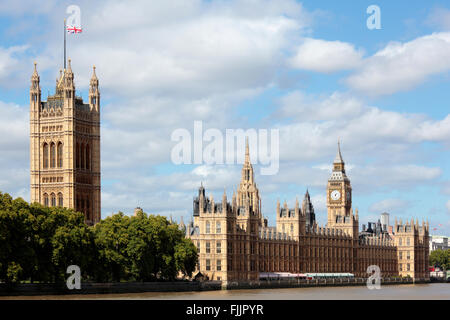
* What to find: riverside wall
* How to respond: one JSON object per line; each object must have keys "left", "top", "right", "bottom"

{"left": 0, "top": 277, "right": 431, "bottom": 296}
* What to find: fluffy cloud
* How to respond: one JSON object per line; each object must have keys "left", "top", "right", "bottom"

{"left": 369, "top": 199, "right": 409, "bottom": 214}
{"left": 425, "top": 7, "right": 450, "bottom": 31}
{"left": 346, "top": 32, "right": 450, "bottom": 96}
{"left": 32, "top": 0, "right": 310, "bottom": 100}
{"left": 0, "top": 101, "right": 29, "bottom": 199}
{"left": 276, "top": 91, "right": 450, "bottom": 163}
{"left": 278, "top": 91, "right": 363, "bottom": 121}
{"left": 0, "top": 45, "right": 29, "bottom": 87}
{"left": 288, "top": 38, "right": 364, "bottom": 73}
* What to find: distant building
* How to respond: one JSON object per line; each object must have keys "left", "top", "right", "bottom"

{"left": 381, "top": 212, "right": 389, "bottom": 232}
{"left": 429, "top": 235, "right": 449, "bottom": 252}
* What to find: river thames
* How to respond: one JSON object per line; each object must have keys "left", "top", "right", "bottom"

{"left": 1, "top": 283, "right": 449, "bottom": 300}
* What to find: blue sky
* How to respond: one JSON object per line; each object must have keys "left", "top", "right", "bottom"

{"left": 0, "top": 0, "right": 449, "bottom": 236}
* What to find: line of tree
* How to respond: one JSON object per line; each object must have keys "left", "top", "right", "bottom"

{"left": 0, "top": 191, "right": 198, "bottom": 284}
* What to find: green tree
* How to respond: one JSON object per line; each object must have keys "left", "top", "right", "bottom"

{"left": 174, "top": 237, "right": 198, "bottom": 278}
{"left": 0, "top": 190, "right": 199, "bottom": 283}
{"left": 0, "top": 191, "right": 97, "bottom": 284}
{"left": 93, "top": 212, "right": 132, "bottom": 282}
{"left": 49, "top": 207, "right": 97, "bottom": 283}
{"left": 0, "top": 193, "right": 36, "bottom": 283}
{"left": 430, "top": 249, "right": 450, "bottom": 270}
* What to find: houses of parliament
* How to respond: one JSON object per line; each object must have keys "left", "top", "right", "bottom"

{"left": 185, "top": 141, "right": 430, "bottom": 281}
{"left": 29, "top": 62, "right": 429, "bottom": 281}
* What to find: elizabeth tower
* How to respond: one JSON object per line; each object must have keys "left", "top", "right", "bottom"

{"left": 30, "top": 60, "right": 101, "bottom": 225}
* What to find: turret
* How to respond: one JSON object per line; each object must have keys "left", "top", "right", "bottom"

{"left": 64, "top": 58, "right": 75, "bottom": 101}
{"left": 30, "top": 62, "right": 41, "bottom": 112}
{"left": 222, "top": 189, "right": 227, "bottom": 215}
{"left": 89, "top": 65, "right": 100, "bottom": 112}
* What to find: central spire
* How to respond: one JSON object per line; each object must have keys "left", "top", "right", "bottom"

{"left": 334, "top": 139, "right": 344, "bottom": 164}
{"left": 241, "top": 137, "right": 254, "bottom": 183}
{"left": 245, "top": 137, "right": 250, "bottom": 164}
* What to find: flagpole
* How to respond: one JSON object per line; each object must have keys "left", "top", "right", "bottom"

{"left": 64, "top": 18, "right": 66, "bottom": 69}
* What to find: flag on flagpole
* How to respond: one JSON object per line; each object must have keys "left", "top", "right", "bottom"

{"left": 67, "top": 25, "right": 82, "bottom": 33}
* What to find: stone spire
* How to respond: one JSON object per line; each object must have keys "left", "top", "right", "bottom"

{"left": 67, "top": 58, "right": 73, "bottom": 74}
{"left": 63, "top": 58, "right": 75, "bottom": 96}
{"left": 31, "top": 62, "right": 39, "bottom": 80}
{"left": 30, "top": 62, "right": 41, "bottom": 111}
{"left": 334, "top": 140, "right": 344, "bottom": 164}
{"left": 222, "top": 188, "right": 227, "bottom": 204}
{"left": 30, "top": 62, "right": 40, "bottom": 91}
{"left": 245, "top": 136, "right": 250, "bottom": 163}
{"left": 240, "top": 137, "right": 254, "bottom": 184}
{"left": 89, "top": 65, "right": 100, "bottom": 111}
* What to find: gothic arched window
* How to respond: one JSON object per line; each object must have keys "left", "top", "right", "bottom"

{"left": 43, "top": 143, "right": 49, "bottom": 169}
{"left": 50, "top": 193, "right": 56, "bottom": 207}
{"left": 58, "top": 193, "right": 63, "bottom": 207}
{"left": 50, "top": 142, "right": 56, "bottom": 168}
{"left": 81, "top": 198, "right": 85, "bottom": 215}
{"left": 81, "top": 143, "right": 85, "bottom": 169}
{"left": 206, "top": 221, "right": 211, "bottom": 234}
{"left": 86, "top": 144, "right": 90, "bottom": 170}
{"left": 57, "top": 142, "right": 63, "bottom": 167}
{"left": 86, "top": 196, "right": 91, "bottom": 220}
{"left": 76, "top": 143, "right": 80, "bottom": 168}
{"left": 43, "top": 193, "right": 49, "bottom": 207}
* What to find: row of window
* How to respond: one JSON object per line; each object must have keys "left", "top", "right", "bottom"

{"left": 205, "top": 221, "right": 221, "bottom": 234}
{"left": 204, "top": 259, "right": 222, "bottom": 271}
{"left": 75, "top": 143, "right": 91, "bottom": 170}
{"left": 43, "top": 192, "right": 63, "bottom": 207}
{"left": 399, "top": 263, "right": 411, "bottom": 271}
{"left": 42, "top": 142, "right": 92, "bottom": 170}
{"left": 398, "top": 238, "right": 412, "bottom": 246}
{"left": 77, "top": 195, "right": 92, "bottom": 221}
{"left": 43, "top": 193, "right": 93, "bottom": 221}
{"left": 198, "top": 241, "right": 223, "bottom": 254}
{"left": 398, "top": 251, "right": 411, "bottom": 260}
{"left": 43, "top": 142, "right": 63, "bottom": 168}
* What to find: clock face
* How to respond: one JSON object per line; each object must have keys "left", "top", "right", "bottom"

{"left": 331, "top": 190, "right": 341, "bottom": 201}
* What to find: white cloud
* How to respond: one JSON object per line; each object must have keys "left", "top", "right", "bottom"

{"left": 288, "top": 38, "right": 364, "bottom": 73}
{"left": 276, "top": 90, "right": 450, "bottom": 164}
{"left": 346, "top": 32, "right": 450, "bottom": 96}
{"left": 0, "top": 101, "right": 29, "bottom": 198}
{"left": 369, "top": 199, "right": 409, "bottom": 214}
{"left": 425, "top": 7, "right": 450, "bottom": 31}
{"left": 33, "top": 0, "right": 310, "bottom": 100}
{"left": 0, "top": 45, "right": 29, "bottom": 87}
{"left": 278, "top": 91, "right": 363, "bottom": 121}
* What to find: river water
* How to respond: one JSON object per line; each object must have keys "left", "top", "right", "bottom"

{"left": 1, "top": 283, "right": 449, "bottom": 300}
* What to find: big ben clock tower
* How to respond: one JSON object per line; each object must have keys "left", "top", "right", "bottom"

{"left": 327, "top": 141, "right": 353, "bottom": 228}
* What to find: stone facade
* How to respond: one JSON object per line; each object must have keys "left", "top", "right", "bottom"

{"left": 29, "top": 61, "right": 101, "bottom": 225}
{"left": 186, "top": 141, "right": 429, "bottom": 281}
